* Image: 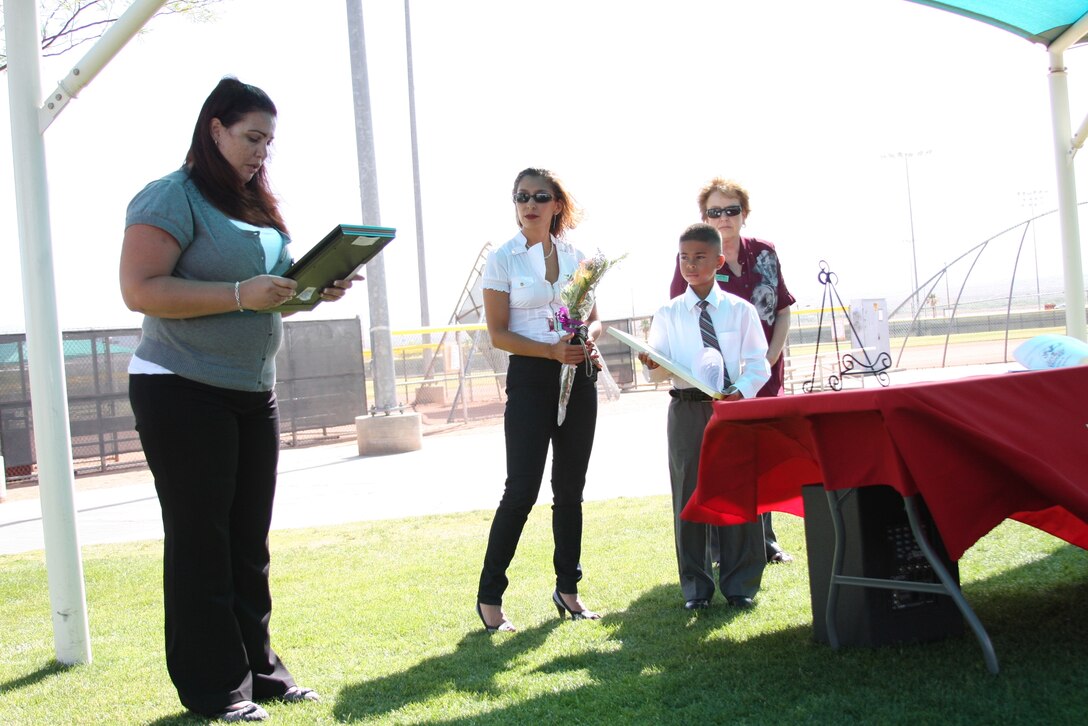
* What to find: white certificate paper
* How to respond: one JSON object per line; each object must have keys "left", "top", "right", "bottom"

{"left": 606, "top": 327, "right": 725, "bottom": 400}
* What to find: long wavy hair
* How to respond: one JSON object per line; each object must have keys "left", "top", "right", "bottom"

{"left": 512, "top": 167, "right": 583, "bottom": 238}
{"left": 185, "top": 77, "right": 287, "bottom": 233}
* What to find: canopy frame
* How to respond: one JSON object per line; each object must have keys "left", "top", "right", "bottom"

{"left": 906, "top": 1, "right": 1088, "bottom": 341}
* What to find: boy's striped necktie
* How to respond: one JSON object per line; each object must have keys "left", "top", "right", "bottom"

{"left": 697, "top": 299, "right": 732, "bottom": 390}
{"left": 697, "top": 300, "right": 721, "bottom": 352}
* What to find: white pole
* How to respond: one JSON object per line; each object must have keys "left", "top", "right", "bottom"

{"left": 4, "top": 0, "right": 91, "bottom": 664}
{"left": 1047, "top": 50, "right": 1088, "bottom": 342}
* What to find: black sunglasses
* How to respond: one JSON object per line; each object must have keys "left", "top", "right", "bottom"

{"left": 513, "top": 191, "right": 554, "bottom": 204}
{"left": 706, "top": 205, "right": 743, "bottom": 218}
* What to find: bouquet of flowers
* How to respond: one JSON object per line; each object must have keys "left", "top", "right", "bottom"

{"left": 555, "top": 251, "right": 627, "bottom": 425}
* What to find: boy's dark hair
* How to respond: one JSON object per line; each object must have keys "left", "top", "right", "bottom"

{"left": 679, "top": 222, "right": 722, "bottom": 252}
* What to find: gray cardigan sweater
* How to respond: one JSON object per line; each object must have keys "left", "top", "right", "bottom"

{"left": 126, "top": 168, "right": 292, "bottom": 392}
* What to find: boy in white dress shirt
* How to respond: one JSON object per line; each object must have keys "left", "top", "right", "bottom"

{"left": 640, "top": 223, "right": 770, "bottom": 610}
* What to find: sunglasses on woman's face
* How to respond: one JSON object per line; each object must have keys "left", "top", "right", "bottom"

{"left": 513, "top": 191, "right": 554, "bottom": 204}
{"left": 706, "top": 205, "right": 743, "bottom": 218}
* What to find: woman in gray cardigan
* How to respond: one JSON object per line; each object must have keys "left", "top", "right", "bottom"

{"left": 120, "top": 77, "right": 358, "bottom": 723}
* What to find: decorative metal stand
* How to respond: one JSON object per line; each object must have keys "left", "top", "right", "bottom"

{"left": 804, "top": 261, "right": 893, "bottom": 392}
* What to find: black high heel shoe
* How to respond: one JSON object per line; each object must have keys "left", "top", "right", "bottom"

{"left": 552, "top": 590, "right": 601, "bottom": 621}
{"left": 476, "top": 602, "right": 516, "bottom": 633}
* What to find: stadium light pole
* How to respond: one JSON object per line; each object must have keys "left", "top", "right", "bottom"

{"left": 884, "top": 150, "right": 931, "bottom": 317}
{"left": 1018, "top": 189, "right": 1045, "bottom": 310}
{"left": 404, "top": 0, "right": 429, "bottom": 328}
{"left": 345, "top": 0, "right": 423, "bottom": 453}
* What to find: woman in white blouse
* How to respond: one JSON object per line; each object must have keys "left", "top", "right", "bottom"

{"left": 475, "top": 168, "right": 603, "bottom": 632}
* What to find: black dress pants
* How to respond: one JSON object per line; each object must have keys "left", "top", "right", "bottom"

{"left": 477, "top": 355, "right": 598, "bottom": 604}
{"left": 129, "top": 374, "right": 295, "bottom": 716}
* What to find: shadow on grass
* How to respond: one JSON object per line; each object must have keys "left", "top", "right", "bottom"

{"left": 333, "top": 545, "right": 1088, "bottom": 724}
{"left": 963, "top": 541, "right": 1088, "bottom": 650}
{"left": 333, "top": 583, "right": 769, "bottom": 723}
{"left": 0, "top": 660, "right": 70, "bottom": 695}
{"left": 146, "top": 711, "right": 210, "bottom": 725}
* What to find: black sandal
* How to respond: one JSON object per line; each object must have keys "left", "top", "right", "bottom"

{"left": 281, "top": 686, "right": 321, "bottom": 703}
{"left": 214, "top": 701, "right": 268, "bottom": 722}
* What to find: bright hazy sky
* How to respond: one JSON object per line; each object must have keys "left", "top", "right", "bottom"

{"left": 3, "top": 0, "right": 1088, "bottom": 335}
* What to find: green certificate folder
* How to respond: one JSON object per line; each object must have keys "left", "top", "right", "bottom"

{"left": 268, "top": 224, "right": 396, "bottom": 313}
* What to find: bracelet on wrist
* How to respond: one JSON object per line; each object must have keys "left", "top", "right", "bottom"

{"left": 234, "top": 281, "right": 245, "bottom": 312}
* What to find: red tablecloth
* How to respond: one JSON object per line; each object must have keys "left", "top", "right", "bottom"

{"left": 683, "top": 366, "right": 1088, "bottom": 560}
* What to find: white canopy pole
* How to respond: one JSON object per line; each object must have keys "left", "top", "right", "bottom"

{"left": 4, "top": 0, "right": 169, "bottom": 665}
{"left": 1047, "top": 48, "right": 1088, "bottom": 342}
{"left": 5, "top": 0, "right": 91, "bottom": 665}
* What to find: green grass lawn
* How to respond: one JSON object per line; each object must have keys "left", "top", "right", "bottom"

{"left": 2, "top": 496, "right": 1087, "bottom": 724}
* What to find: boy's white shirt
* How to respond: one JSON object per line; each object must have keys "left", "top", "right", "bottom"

{"left": 646, "top": 285, "right": 770, "bottom": 399}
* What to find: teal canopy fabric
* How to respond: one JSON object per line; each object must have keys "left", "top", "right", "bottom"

{"left": 908, "top": 1, "right": 1088, "bottom": 45}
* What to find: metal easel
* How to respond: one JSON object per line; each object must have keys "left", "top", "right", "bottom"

{"left": 804, "top": 261, "right": 893, "bottom": 392}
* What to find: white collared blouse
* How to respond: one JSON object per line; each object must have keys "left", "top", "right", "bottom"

{"left": 481, "top": 231, "right": 586, "bottom": 344}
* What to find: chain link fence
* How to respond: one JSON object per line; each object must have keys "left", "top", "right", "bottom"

{"left": 1, "top": 319, "right": 366, "bottom": 484}
{"left": 1, "top": 302, "right": 1077, "bottom": 485}
{"left": 377, "top": 318, "right": 640, "bottom": 427}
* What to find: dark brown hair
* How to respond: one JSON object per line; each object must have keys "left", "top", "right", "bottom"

{"left": 186, "top": 77, "right": 286, "bottom": 233}
{"left": 512, "top": 167, "right": 584, "bottom": 238}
